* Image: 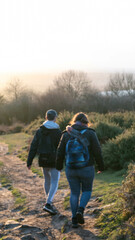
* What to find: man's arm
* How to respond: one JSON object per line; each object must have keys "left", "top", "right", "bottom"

{"left": 27, "top": 130, "right": 40, "bottom": 168}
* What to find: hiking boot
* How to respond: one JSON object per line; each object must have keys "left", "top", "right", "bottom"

{"left": 72, "top": 217, "right": 78, "bottom": 228}
{"left": 43, "top": 203, "right": 57, "bottom": 215}
{"left": 76, "top": 207, "right": 84, "bottom": 224}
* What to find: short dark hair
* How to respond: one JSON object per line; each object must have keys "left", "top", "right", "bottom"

{"left": 46, "top": 109, "right": 57, "bottom": 120}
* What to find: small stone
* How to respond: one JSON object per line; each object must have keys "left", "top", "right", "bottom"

{"left": 5, "top": 220, "right": 20, "bottom": 229}
{"left": 0, "top": 223, "right": 4, "bottom": 228}
{"left": 21, "top": 234, "right": 35, "bottom": 240}
{"left": 95, "top": 197, "right": 103, "bottom": 202}
{"left": 93, "top": 208, "right": 102, "bottom": 214}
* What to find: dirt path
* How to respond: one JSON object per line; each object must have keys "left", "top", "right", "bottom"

{"left": 0, "top": 143, "right": 101, "bottom": 240}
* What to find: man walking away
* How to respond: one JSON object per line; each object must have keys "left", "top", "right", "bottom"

{"left": 27, "top": 109, "right": 61, "bottom": 215}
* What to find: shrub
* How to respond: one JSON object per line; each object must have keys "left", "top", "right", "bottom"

{"left": 57, "top": 111, "right": 73, "bottom": 131}
{"left": 120, "top": 163, "right": 135, "bottom": 219}
{"left": 0, "top": 124, "right": 8, "bottom": 135}
{"left": 88, "top": 112, "right": 106, "bottom": 124}
{"left": 0, "top": 122, "right": 24, "bottom": 135}
{"left": 23, "top": 117, "right": 43, "bottom": 135}
{"left": 94, "top": 122, "right": 123, "bottom": 144}
{"left": 96, "top": 164, "right": 135, "bottom": 240}
{"left": 8, "top": 122, "right": 24, "bottom": 133}
{"left": 102, "top": 129, "right": 135, "bottom": 170}
{"left": 106, "top": 112, "right": 135, "bottom": 129}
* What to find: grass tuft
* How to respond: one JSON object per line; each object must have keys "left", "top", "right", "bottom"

{"left": 63, "top": 193, "right": 70, "bottom": 210}
{"left": 0, "top": 161, "right": 3, "bottom": 167}
{"left": 61, "top": 219, "right": 69, "bottom": 233}
{"left": 11, "top": 188, "right": 27, "bottom": 211}
{"left": 0, "top": 174, "right": 12, "bottom": 188}
{"left": 31, "top": 167, "right": 43, "bottom": 177}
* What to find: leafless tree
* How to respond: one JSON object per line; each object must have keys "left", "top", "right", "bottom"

{"left": 107, "top": 73, "right": 135, "bottom": 97}
{"left": 0, "top": 94, "right": 5, "bottom": 105}
{"left": 5, "top": 78, "right": 25, "bottom": 101}
{"left": 54, "top": 70, "right": 91, "bottom": 100}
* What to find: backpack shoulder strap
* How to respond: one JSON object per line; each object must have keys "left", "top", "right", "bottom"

{"left": 80, "top": 129, "right": 87, "bottom": 134}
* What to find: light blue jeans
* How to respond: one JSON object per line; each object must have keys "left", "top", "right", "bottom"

{"left": 65, "top": 166, "right": 95, "bottom": 218}
{"left": 43, "top": 168, "right": 60, "bottom": 204}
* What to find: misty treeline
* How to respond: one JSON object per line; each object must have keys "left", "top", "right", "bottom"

{"left": 0, "top": 71, "right": 135, "bottom": 125}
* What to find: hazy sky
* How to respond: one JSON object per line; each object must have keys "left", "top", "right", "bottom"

{"left": 0, "top": 0, "right": 135, "bottom": 74}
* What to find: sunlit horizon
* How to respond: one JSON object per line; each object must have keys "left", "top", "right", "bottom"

{"left": 0, "top": 0, "right": 135, "bottom": 75}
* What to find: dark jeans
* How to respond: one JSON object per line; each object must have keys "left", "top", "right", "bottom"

{"left": 65, "top": 165, "right": 95, "bottom": 218}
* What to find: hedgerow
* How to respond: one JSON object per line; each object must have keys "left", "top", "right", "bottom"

{"left": 102, "top": 129, "right": 135, "bottom": 170}
{"left": 96, "top": 163, "right": 135, "bottom": 240}
{"left": 94, "top": 122, "right": 123, "bottom": 144}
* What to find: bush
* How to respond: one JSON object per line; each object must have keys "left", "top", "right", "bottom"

{"left": 8, "top": 123, "right": 24, "bottom": 133}
{"left": 0, "top": 122, "right": 24, "bottom": 135}
{"left": 102, "top": 130, "right": 135, "bottom": 170}
{"left": 23, "top": 117, "right": 43, "bottom": 135}
{"left": 94, "top": 122, "right": 123, "bottom": 144}
{"left": 57, "top": 111, "right": 73, "bottom": 131}
{"left": 106, "top": 112, "right": 135, "bottom": 129}
{"left": 96, "top": 164, "right": 135, "bottom": 240}
{"left": 120, "top": 163, "right": 135, "bottom": 216}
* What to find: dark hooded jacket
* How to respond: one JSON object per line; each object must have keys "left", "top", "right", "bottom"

{"left": 27, "top": 125, "right": 61, "bottom": 168}
{"left": 56, "top": 124, "right": 104, "bottom": 171}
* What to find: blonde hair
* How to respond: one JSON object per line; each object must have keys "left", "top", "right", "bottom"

{"left": 70, "top": 112, "right": 90, "bottom": 126}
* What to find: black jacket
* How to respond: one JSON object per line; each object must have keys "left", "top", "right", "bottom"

{"left": 27, "top": 125, "right": 62, "bottom": 168}
{"left": 56, "top": 124, "right": 104, "bottom": 171}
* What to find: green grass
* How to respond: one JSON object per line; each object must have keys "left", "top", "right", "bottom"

{"left": 58, "top": 171, "right": 69, "bottom": 189}
{"left": 93, "top": 170, "right": 124, "bottom": 204}
{"left": 17, "top": 151, "right": 28, "bottom": 162}
{"left": 0, "top": 132, "right": 41, "bottom": 178}
{"left": 0, "top": 237, "right": 9, "bottom": 240}
{"left": 0, "top": 132, "right": 32, "bottom": 154}
{"left": 95, "top": 164, "right": 135, "bottom": 240}
{"left": 31, "top": 166, "right": 43, "bottom": 177}
{"left": 0, "top": 161, "right": 3, "bottom": 167}
{"left": 62, "top": 237, "right": 67, "bottom": 240}
{"left": 63, "top": 193, "right": 70, "bottom": 210}
{"left": 61, "top": 219, "right": 69, "bottom": 233}
{"left": 11, "top": 188, "right": 27, "bottom": 212}
{"left": 0, "top": 131, "right": 43, "bottom": 178}
{"left": 0, "top": 161, "right": 27, "bottom": 214}
{"left": 0, "top": 174, "right": 12, "bottom": 188}
{"left": 95, "top": 201, "right": 134, "bottom": 240}
{"left": 0, "top": 173, "right": 27, "bottom": 213}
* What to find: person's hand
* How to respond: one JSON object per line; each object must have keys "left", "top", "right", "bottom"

{"left": 97, "top": 171, "right": 102, "bottom": 174}
{"left": 27, "top": 165, "right": 31, "bottom": 170}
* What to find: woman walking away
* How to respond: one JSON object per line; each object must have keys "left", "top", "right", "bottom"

{"left": 56, "top": 112, "right": 104, "bottom": 227}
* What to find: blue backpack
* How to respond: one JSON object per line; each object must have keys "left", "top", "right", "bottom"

{"left": 65, "top": 129, "right": 90, "bottom": 168}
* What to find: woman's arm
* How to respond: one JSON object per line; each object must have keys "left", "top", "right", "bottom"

{"left": 90, "top": 131, "right": 104, "bottom": 171}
